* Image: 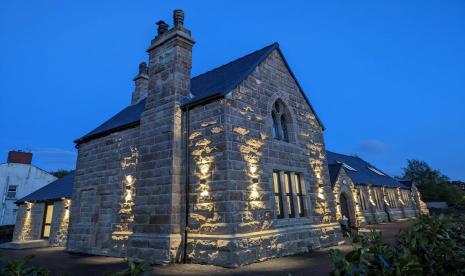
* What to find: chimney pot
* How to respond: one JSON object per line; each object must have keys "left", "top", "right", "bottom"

{"left": 138, "top": 62, "right": 148, "bottom": 75}
{"left": 173, "top": 9, "right": 184, "bottom": 27}
{"left": 156, "top": 20, "right": 169, "bottom": 35}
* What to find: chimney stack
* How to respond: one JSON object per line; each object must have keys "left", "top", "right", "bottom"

{"left": 7, "top": 150, "right": 32, "bottom": 164}
{"left": 131, "top": 62, "right": 149, "bottom": 104}
{"left": 129, "top": 9, "right": 195, "bottom": 264}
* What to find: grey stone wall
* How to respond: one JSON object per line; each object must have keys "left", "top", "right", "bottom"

{"left": 67, "top": 126, "right": 140, "bottom": 257}
{"left": 184, "top": 48, "right": 341, "bottom": 267}
{"left": 12, "top": 203, "right": 44, "bottom": 241}
{"left": 127, "top": 23, "right": 195, "bottom": 264}
{"left": 332, "top": 168, "right": 366, "bottom": 227}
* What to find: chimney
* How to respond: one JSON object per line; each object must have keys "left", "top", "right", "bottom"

{"left": 7, "top": 150, "right": 32, "bottom": 164}
{"left": 131, "top": 62, "right": 149, "bottom": 104}
{"left": 129, "top": 9, "right": 195, "bottom": 264}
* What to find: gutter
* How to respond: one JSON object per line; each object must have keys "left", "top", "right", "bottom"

{"left": 183, "top": 106, "right": 190, "bottom": 263}
{"left": 181, "top": 94, "right": 224, "bottom": 263}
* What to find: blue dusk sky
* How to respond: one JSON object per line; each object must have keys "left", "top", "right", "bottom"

{"left": 1, "top": 1, "right": 464, "bottom": 180}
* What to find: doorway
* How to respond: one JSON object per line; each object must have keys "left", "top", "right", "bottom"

{"left": 340, "top": 193, "right": 351, "bottom": 226}
{"left": 41, "top": 203, "right": 54, "bottom": 239}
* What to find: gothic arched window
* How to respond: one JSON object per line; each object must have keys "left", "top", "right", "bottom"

{"left": 271, "top": 100, "right": 290, "bottom": 142}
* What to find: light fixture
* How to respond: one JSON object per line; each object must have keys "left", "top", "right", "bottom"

{"left": 200, "top": 163, "right": 210, "bottom": 175}
{"left": 249, "top": 164, "right": 258, "bottom": 175}
{"left": 125, "top": 190, "right": 132, "bottom": 202}
{"left": 200, "top": 190, "right": 209, "bottom": 197}
{"left": 126, "top": 175, "right": 134, "bottom": 184}
{"left": 250, "top": 190, "right": 259, "bottom": 200}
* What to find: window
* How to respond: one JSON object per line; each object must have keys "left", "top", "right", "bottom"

{"left": 374, "top": 189, "right": 382, "bottom": 209}
{"left": 6, "top": 185, "right": 17, "bottom": 199}
{"left": 272, "top": 113, "right": 279, "bottom": 139}
{"left": 271, "top": 100, "right": 290, "bottom": 142}
{"left": 42, "top": 203, "right": 54, "bottom": 238}
{"left": 368, "top": 167, "right": 385, "bottom": 176}
{"left": 293, "top": 174, "right": 305, "bottom": 217}
{"left": 273, "top": 171, "right": 305, "bottom": 219}
{"left": 284, "top": 172, "right": 295, "bottom": 218}
{"left": 273, "top": 172, "right": 284, "bottom": 219}
{"left": 358, "top": 189, "right": 367, "bottom": 210}
{"left": 336, "top": 161, "right": 357, "bottom": 172}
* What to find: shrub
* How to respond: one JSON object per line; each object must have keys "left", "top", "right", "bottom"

{"left": 105, "top": 261, "right": 151, "bottom": 276}
{"left": 0, "top": 255, "right": 50, "bottom": 276}
{"left": 329, "top": 215, "right": 465, "bottom": 275}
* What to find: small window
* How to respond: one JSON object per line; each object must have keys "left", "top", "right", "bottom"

{"left": 368, "top": 167, "right": 385, "bottom": 176}
{"left": 284, "top": 173, "right": 295, "bottom": 218}
{"left": 337, "top": 161, "right": 357, "bottom": 172}
{"left": 271, "top": 100, "right": 291, "bottom": 143}
{"left": 6, "top": 185, "right": 17, "bottom": 199}
{"left": 294, "top": 174, "right": 305, "bottom": 217}
{"left": 273, "top": 172, "right": 284, "bottom": 219}
{"left": 281, "top": 115, "right": 289, "bottom": 142}
{"left": 272, "top": 113, "right": 279, "bottom": 140}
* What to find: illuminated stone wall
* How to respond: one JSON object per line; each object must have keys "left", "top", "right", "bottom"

{"left": 330, "top": 171, "right": 422, "bottom": 225}
{"left": 49, "top": 199, "right": 71, "bottom": 247}
{"left": 331, "top": 168, "right": 365, "bottom": 227}
{"left": 12, "top": 202, "right": 44, "bottom": 241}
{"left": 67, "top": 126, "right": 139, "bottom": 257}
{"left": 184, "top": 48, "right": 341, "bottom": 267}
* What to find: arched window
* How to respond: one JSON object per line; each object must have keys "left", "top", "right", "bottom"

{"left": 271, "top": 100, "right": 290, "bottom": 142}
{"left": 272, "top": 113, "right": 279, "bottom": 140}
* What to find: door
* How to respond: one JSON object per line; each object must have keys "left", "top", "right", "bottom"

{"left": 41, "top": 203, "right": 54, "bottom": 239}
{"left": 340, "top": 193, "right": 351, "bottom": 226}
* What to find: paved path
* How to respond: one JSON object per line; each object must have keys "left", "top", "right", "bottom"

{"left": 0, "top": 220, "right": 413, "bottom": 276}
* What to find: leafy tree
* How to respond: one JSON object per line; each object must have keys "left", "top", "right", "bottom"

{"left": 401, "top": 159, "right": 465, "bottom": 208}
{"left": 50, "top": 169, "right": 72, "bottom": 178}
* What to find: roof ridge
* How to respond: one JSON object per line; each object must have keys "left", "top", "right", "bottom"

{"left": 191, "top": 42, "right": 279, "bottom": 80}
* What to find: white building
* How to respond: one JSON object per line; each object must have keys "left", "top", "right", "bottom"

{"left": 0, "top": 151, "right": 57, "bottom": 225}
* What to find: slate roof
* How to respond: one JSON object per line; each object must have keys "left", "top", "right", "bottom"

{"left": 75, "top": 42, "right": 323, "bottom": 144}
{"left": 16, "top": 171, "right": 75, "bottom": 204}
{"left": 326, "top": 151, "right": 408, "bottom": 189}
{"left": 75, "top": 99, "right": 146, "bottom": 144}
{"left": 328, "top": 163, "right": 342, "bottom": 187}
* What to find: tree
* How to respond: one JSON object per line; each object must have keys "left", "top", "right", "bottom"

{"left": 402, "top": 159, "right": 465, "bottom": 208}
{"left": 50, "top": 169, "right": 71, "bottom": 178}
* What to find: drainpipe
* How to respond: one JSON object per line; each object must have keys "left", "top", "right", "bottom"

{"left": 183, "top": 106, "right": 190, "bottom": 263}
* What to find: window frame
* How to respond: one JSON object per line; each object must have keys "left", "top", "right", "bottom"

{"left": 293, "top": 173, "right": 305, "bottom": 217}
{"left": 284, "top": 172, "right": 295, "bottom": 218}
{"left": 273, "top": 171, "right": 284, "bottom": 219}
{"left": 271, "top": 100, "right": 291, "bottom": 143}
{"left": 6, "top": 185, "right": 17, "bottom": 199}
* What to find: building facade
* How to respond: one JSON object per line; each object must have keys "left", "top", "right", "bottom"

{"left": 0, "top": 151, "right": 57, "bottom": 225}
{"left": 4, "top": 172, "right": 74, "bottom": 248}
{"left": 327, "top": 151, "right": 428, "bottom": 228}
{"left": 62, "top": 10, "right": 428, "bottom": 267}
{"left": 67, "top": 10, "right": 342, "bottom": 267}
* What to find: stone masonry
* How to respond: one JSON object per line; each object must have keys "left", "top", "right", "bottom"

{"left": 68, "top": 10, "right": 350, "bottom": 267}
{"left": 12, "top": 199, "right": 70, "bottom": 246}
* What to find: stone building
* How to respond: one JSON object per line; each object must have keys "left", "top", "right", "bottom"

{"left": 1, "top": 172, "right": 74, "bottom": 249}
{"left": 0, "top": 151, "right": 57, "bottom": 225}
{"left": 327, "top": 151, "right": 428, "bottom": 227}
{"left": 65, "top": 10, "right": 427, "bottom": 267}
{"left": 67, "top": 10, "right": 342, "bottom": 267}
